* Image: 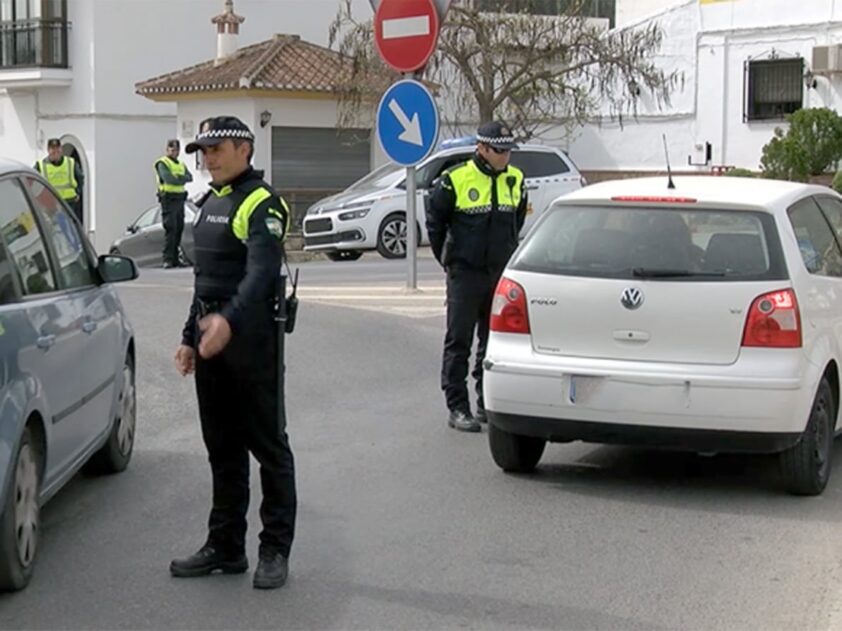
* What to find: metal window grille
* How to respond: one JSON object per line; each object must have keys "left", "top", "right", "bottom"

{"left": 743, "top": 57, "right": 804, "bottom": 122}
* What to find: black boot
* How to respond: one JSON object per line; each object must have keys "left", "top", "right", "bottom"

{"left": 253, "top": 551, "right": 289, "bottom": 589}
{"left": 448, "top": 410, "right": 481, "bottom": 433}
{"left": 169, "top": 544, "right": 248, "bottom": 578}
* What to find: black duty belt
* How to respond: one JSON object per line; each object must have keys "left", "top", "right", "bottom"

{"left": 196, "top": 297, "right": 227, "bottom": 317}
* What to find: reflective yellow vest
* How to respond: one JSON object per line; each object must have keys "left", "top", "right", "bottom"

{"left": 40, "top": 157, "right": 78, "bottom": 201}
{"left": 155, "top": 156, "right": 187, "bottom": 194}
{"left": 449, "top": 160, "right": 524, "bottom": 215}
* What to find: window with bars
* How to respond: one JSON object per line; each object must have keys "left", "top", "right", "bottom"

{"left": 743, "top": 57, "right": 804, "bottom": 122}
{"left": 0, "top": 0, "right": 67, "bottom": 68}
{"left": 475, "top": 0, "right": 616, "bottom": 27}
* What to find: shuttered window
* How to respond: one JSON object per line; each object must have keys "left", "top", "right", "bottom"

{"left": 744, "top": 58, "right": 804, "bottom": 122}
{"left": 271, "top": 127, "right": 372, "bottom": 232}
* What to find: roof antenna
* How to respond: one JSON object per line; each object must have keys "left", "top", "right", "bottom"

{"left": 662, "top": 134, "right": 676, "bottom": 190}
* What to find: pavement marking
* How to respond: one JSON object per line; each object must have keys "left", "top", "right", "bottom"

{"left": 300, "top": 284, "right": 446, "bottom": 319}
{"left": 123, "top": 282, "right": 448, "bottom": 319}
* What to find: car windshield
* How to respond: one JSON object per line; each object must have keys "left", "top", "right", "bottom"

{"left": 511, "top": 204, "right": 787, "bottom": 282}
{"left": 346, "top": 163, "right": 403, "bottom": 191}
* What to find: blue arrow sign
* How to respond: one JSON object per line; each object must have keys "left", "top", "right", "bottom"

{"left": 376, "top": 79, "right": 439, "bottom": 167}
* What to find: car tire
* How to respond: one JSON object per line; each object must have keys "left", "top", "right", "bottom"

{"left": 326, "top": 250, "right": 363, "bottom": 262}
{"left": 489, "top": 423, "right": 546, "bottom": 473}
{"left": 0, "top": 426, "right": 41, "bottom": 592}
{"left": 376, "top": 213, "right": 421, "bottom": 260}
{"left": 780, "top": 377, "right": 835, "bottom": 496}
{"left": 84, "top": 354, "right": 136, "bottom": 475}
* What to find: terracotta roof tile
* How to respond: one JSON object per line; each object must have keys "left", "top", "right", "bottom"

{"left": 135, "top": 34, "right": 360, "bottom": 96}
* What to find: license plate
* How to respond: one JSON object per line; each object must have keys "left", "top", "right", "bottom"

{"left": 569, "top": 375, "right": 601, "bottom": 404}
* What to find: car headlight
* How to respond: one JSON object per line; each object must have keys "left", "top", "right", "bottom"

{"left": 338, "top": 208, "right": 371, "bottom": 221}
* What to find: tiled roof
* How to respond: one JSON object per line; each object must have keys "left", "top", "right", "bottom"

{"left": 135, "top": 34, "right": 359, "bottom": 96}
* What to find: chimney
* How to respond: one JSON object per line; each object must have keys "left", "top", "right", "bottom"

{"left": 211, "top": 0, "right": 245, "bottom": 65}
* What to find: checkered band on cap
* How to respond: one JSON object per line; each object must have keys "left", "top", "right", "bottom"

{"left": 197, "top": 128, "right": 254, "bottom": 142}
{"left": 477, "top": 134, "right": 515, "bottom": 145}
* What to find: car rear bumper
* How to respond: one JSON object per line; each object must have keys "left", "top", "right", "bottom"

{"left": 487, "top": 412, "right": 801, "bottom": 453}
{"left": 483, "top": 344, "right": 814, "bottom": 444}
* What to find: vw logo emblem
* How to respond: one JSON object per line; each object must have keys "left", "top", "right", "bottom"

{"left": 621, "top": 287, "right": 644, "bottom": 310}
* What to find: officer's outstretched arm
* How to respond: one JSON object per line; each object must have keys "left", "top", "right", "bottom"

{"left": 220, "top": 192, "right": 287, "bottom": 333}
{"left": 426, "top": 174, "right": 455, "bottom": 266}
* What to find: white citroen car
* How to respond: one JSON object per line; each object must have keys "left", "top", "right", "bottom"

{"left": 302, "top": 141, "right": 585, "bottom": 261}
{"left": 484, "top": 175, "right": 842, "bottom": 495}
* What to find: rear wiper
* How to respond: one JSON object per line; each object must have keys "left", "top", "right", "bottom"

{"left": 631, "top": 268, "right": 726, "bottom": 278}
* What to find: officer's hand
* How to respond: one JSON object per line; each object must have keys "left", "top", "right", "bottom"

{"left": 174, "top": 344, "right": 195, "bottom": 376}
{"left": 198, "top": 314, "right": 232, "bottom": 359}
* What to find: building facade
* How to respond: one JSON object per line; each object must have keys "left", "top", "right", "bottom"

{"left": 569, "top": 0, "right": 841, "bottom": 176}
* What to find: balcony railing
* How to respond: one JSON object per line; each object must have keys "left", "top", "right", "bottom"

{"left": 0, "top": 18, "right": 69, "bottom": 69}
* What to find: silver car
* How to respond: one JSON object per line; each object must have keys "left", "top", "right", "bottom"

{"left": 110, "top": 201, "right": 197, "bottom": 267}
{"left": 0, "top": 159, "right": 138, "bottom": 592}
{"left": 303, "top": 141, "right": 586, "bottom": 261}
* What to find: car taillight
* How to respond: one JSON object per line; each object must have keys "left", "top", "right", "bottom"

{"left": 490, "top": 277, "right": 530, "bottom": 334}
{"left": 742, "top": 289, "right": 801, "bottom": 348}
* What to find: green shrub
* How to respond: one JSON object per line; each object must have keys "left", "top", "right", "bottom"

{"left": 760, "top": 108, "right": 842, "bottom": 182}
{"left": 723, "top": 168, "right": 756, "bottom": 177}
{"left": 832, "top": 170, "right": 842, "bottom": 194}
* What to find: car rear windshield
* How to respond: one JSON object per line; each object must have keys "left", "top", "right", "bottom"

{"left": 510, "top": 204, "right": 787, "bottom": 281}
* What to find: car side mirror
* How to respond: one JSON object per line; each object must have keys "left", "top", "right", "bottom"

{"left": 127, "top": 224, "right": 138, "bottom": 234}
{"left": 98, "top": 254, "right": 138, "bottom": 283}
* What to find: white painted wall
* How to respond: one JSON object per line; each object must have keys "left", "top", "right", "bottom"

{"left": 568, "top": 0, "right": 842, "bottom": 174}
{"left": 616, "top": 0, "right": 680, "bottom": 28}
{"left": 1, "top": 0, "right": 376, "bottom": 251}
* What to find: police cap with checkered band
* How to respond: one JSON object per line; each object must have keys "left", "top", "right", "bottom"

{"left": 476, "top": 121, "right": 518, "bottom": 150}
{"left": 185, "top": 116, "right": 255, "bottom": 154}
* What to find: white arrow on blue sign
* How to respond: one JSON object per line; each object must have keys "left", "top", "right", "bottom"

{"left": 376, "top": 79, "right": 439, "bottom": 167}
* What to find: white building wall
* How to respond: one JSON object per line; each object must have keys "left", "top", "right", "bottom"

{"left": 569, "top": 0, "right": 842, "bottom": 174}
{"left": 616, "top": 0, "right": 679, "bottom": 28}
{"left": 1, "top": 0, "right": 374, "bottom": 251}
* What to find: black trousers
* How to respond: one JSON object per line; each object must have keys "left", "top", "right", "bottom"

{"left": 441, "top": 265, "right": 502, "bottom": 414}
{"left": 69, "top": 198, "right": 83, "bottom": 226}
{"left": 161, "top": 195, "right": 185, "bottom": 266}
{"left": 194, "top": 305, "right": 297, "bottom": 557}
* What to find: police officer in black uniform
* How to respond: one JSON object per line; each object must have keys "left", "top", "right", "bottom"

{"left": 426, "top": 122, "right": 528, "bottom": 433}
{"left": 170, "top": 116, "right": 296, "bottom": 590}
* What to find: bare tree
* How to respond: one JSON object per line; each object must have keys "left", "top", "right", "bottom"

{"left": 329, "top": 0, "right": 682, "bottom": 139}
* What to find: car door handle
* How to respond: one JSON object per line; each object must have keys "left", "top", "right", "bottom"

{"left": 36, "top": 335, "right": 56, "bottom": 350}
{"left": 525, "top": 184, "right": 539, "bottom": 191}
{"left": 82, "top": 321, "right": 97, "bottom": 334}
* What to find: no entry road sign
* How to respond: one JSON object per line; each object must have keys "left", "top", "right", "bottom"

{"left": 374, "top": 0, "right": 440, "bottom": 73}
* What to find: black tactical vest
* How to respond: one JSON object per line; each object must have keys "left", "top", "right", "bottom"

{"left": 192, "top": 180, "right": 262, "bottom": 299}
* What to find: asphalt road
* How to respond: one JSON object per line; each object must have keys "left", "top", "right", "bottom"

{"left": 1, "top": 257, "right": 842, "bottom": 630}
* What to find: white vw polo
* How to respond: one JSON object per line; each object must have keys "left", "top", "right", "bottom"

{"left": 483, "top": 175, "right": 842, "bottom": 495}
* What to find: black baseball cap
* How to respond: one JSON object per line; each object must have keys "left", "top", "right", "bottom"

{"left": 185, "top": 116, "right": 255, "bottom": 154}
{"left": 166, "top": 139, "right": 180, "bottom": 149}
{"left": 476, "top": 121, "right": 518, "bottom": 150}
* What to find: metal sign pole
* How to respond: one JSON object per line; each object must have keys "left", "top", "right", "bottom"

{"left": 406, "top": 165, "right": 418, "bottom": 290}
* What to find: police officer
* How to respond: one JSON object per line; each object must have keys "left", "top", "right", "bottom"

{"left": 35, "top": 138, "right": 84, "bottom": 225}
{"left": 426, "top": 121, "right": 528, "bottom": 433}
{"left": 170, "top": 116, "right": 296, "bottom": 590}
{"left": 155, "top": 139, "right": 193, "bottom": 268}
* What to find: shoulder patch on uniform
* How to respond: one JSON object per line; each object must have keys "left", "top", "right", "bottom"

{"left": 265, "top": 216, "right": 285, "bottom": 239}
{"left": 468, "top": 188, "right": 480, "bottom": 202}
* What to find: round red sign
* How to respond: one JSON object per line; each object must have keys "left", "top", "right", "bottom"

{"left": 374, "top": 0, "right": 440, "bottom": 74}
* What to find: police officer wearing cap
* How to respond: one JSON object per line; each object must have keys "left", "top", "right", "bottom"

{"left": 169, "top": 116, "right": 296, "bottom": 590}
{"left": 155, "top": 139, "right": 193, "bottom": 268}
{"left": 426, "top": 121, "right": 528, "bottom": 433}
